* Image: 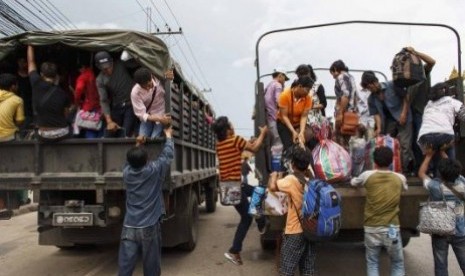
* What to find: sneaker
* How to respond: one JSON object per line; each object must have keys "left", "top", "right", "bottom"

{"left": 224, "top": 252, "right": 243, "bottom": 265}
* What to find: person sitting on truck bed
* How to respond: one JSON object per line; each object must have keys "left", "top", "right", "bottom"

{"left": 362, "top": 70, "right": 414, "bottom": 175}
{"left": 74, "top": 57, "right": 103, "bottom": 138}
{"left": 268, "top": 145, "right": 317, "bottom": 276}
{"left": 212, "top": 116, "right": 268, "bottom": 266}
{"left": 95, "top": 51, "right": 137, "bottom": 138}
{"left": 118, "top": 127, "right": 174, "bottom": 276}
{"left": 16, "top": 57, "right": 34, "bottom": 138}
{"left": 27, "top": 45, "right": 72, "bottom": 141}
{"left": 418, "top": 147, "right": 465, "bottom": 276}
{"left": 0, "top": 73, "right": 25, "bottom": 142}
{"left": 131, "top": 67, "right": 172, "bottom": 138}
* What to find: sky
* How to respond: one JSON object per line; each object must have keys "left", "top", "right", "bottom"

{"left": 53, "top": 0, "right": 465, "bottom": 137}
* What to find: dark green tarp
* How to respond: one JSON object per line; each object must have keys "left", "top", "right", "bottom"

{"left": 0, "top": 29, "right": 171, "bottom": 78}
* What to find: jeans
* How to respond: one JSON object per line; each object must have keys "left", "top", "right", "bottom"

{"left": 118, "top": 223, "right": 162, "bottom": 276}
{"left": 229, "top": 183, "right": 265, "bottom": 254}
{"left": 139, "top": 121, "right": 163, "bottom": 138}
{"left": 110, "top": 104, "right": 138, "bottom": 137}
{"left": 365, "top": 229, "right": 405, "bottom": 276}
{"left": 431, "top": 234, "right": 465, "bottom": 276}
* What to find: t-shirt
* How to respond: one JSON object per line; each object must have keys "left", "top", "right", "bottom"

{"left": 0, "top": 90, "right": 24, "bottom": 138}
{"left": 334, "top": 72, "right": 358, "bottom": 110}
{"left": 30, "top": 71, "right": 70, "bottom": 128}
{"left": 423, "top": 175, "right": 465, "bottom": 236}
{"left": 418, "top": 96, "right": 463, "bottom": 138}
{"left": 351, "top": 170, "right": 407, "bottom": 227}
{"left": 277, "top": 174, "right": 304, "bottom": 234}
{"left": 216, "top": 135, "right": 247, "bottom": 181}
{"left": 264, "top": 79, "right": 283, "bottom": 123}
{"left": 277, "top": 87, "right": 312, "bottom": 127}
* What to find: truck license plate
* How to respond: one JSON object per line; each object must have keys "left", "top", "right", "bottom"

{"left": 52, "top": 213, "right": 93, "bottom": 226}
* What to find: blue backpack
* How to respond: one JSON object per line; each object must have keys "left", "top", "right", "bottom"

{"left": 299, "top": 178, "right": 342, "bottom": 241}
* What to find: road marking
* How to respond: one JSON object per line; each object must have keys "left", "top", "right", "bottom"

{"left": 83, "top": 256, "right": 116, "bottom": 276}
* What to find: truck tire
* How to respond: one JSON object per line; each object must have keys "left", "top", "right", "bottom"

{"left": 402, "top": 237, "right": 410, "bottom": 248}
{"left": 205, "top": 186, "right": 217, "bottom": 213}
{"left": 178, "top": 193, "right": 199, "bottom": 251}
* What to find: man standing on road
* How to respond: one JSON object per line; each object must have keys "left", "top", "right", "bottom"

{"left": 118, "top": 127, "right": 174, "bottom": 276}
{"left": 212, "top": 116, "right": 267, "bottom": 265}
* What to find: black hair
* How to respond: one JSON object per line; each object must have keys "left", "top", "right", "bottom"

{"left": 360, "top": 71, "right": 379, "bottom": 89}
{"left": 430, "top": 82, "right": 448, "bottom": 102}
{"left": 126, "top": 146, "right": 148, "bottom": 170}
{"left": 329, "top": 60, "right": 348, "bottom": 73}
{"left": 294, "top": 75, "right": 314, "bottom": 88}
{"left": 373, "top": 146, "right": 393, "bottom": 168}
{"left": 308, "top": 64, "right": 317, "bottom": 81}
{"left": 0, "top": 73, "right": 17, "bottom": 90}
{"left": 133, "top": 67, "right": 152, "bottom": 85}
{"left": 291, "top": 145, "right": 313, "bottom": 171}
{"left": 40, "top": 62, "right": 58, "bottom": 79}
{"left": 212, "top": 116, "right": 230, "bottom": 141}
{"left": 438, "top": 158, "right": 462, "bottom": 182}
{"left": 295, "top": 64, "right": 310, "bottom": 78}
{"left": 272, "top": 72, "right": 280, "bottom": 78}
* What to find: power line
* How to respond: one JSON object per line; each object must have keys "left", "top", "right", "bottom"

{"left": 25, "top": 0, "right": 65, "bottom": 30}
{"left": 134, "top": 0, "right": 159, "bottom": 31}
{"left": 148, "top": 0, "right": 170, "bottom": 31}
{"left": 37, "top": 0, "right": 71, "bottom": 30}
{"left": 44, "top": 0, "right": 77, "bottom": 29}
{"left": 12, "top": 0, "right": 55, "bottom": 30}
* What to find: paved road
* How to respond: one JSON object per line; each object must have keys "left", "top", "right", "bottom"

{"left": 0, "top": 205, "right": 464, "bottom": 275}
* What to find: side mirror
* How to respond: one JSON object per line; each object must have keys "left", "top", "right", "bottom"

{"left": 0, "top": 209, "right": 13, "bottom": 220}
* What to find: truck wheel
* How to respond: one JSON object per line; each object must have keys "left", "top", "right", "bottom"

{"left": 178, "top": 193, "right": 199, "bottom": 251}
{"left": 402, "top": 237, "right": 410, "bottom": 247}
{"left": 205, "top": 186, "right": 217, "bottom": 213}
{"left": 260, "top": 235, "right": 277, "bottom": 251}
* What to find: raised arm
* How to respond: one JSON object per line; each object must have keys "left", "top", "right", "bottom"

{"left": 27, "top": 45, "right": 37, "bottom": 73}
{"left": 244, "top": 125, "right": 267, "bottom": 153}
{"left": 405, "top": 47, "right": 436, "bottom": 72}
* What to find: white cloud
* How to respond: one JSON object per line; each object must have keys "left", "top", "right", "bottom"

{"left": 232, "top": 57, "right": 254, "bottom": 68}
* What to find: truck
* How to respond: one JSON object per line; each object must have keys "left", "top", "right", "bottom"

{"left": 0, "top": 30, "right": 218, "bottom": 251}
{"left": 253, "top": 20, "right": 464, "bottom": 248}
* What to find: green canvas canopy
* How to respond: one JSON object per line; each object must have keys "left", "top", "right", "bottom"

{"left": 0, "top": 29, "right": 171, "bottom": 79}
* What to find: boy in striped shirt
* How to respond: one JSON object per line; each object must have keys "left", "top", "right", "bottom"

{"left": 212, "top": 116, "right": 267, "bottom": 265}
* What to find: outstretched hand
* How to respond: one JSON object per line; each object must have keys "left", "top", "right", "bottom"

{"left": 164, "top": 126, "right": 173, "bottom": 138}
{"left": 136, "top": 135, "right": 146, "bottom": 147}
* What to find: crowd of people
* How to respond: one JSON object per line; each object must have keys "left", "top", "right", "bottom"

{"left": 211, "top": 47, "right": 465, "bottom": 276}
{"left": 0, "top": 45, "right": 177, "bottom": 142}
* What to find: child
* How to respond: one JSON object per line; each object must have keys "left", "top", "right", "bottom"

{"left": 268, "top": 144, "right": 316, "bottom": 276}
{"left": 351, "top": 146, "right": 408, "bottom": 276}
{"left": 212, "top": 116, "right": 267, "bottom": 265}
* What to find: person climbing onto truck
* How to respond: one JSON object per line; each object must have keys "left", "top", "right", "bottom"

{"left": 267, "top": 144, "right": 317, "bottom": 276}
{"left": 118, "top": 126, "right": 174, "bottom": 276}
{"left": 131, "top": 67, "right": 172, "bottom": 138}
{"left": 351, "top": 146, "right": 408, "bottom": 276}
{"left": 418, "top": 147, "right": 465, "bottom": 276}
{"left": 27, "top": 45, "right": 72, "bottom": 141}
{"left": 212, "top": 116, "right": 268, "bottom": 266}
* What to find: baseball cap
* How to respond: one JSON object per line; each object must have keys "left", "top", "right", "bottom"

{"left": 94, "top": 51, "right": 113, "bottom": 69}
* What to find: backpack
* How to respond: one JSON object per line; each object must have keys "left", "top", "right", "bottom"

{"left": 391, "top": 48, "right": 426, "bottom": 88}
{"left": 293, "top": 175, "right": 342, "bottom": 241}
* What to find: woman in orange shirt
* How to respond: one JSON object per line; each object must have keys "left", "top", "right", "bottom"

{"left": 276, "top": 76, "right": 313, "bottom": 151}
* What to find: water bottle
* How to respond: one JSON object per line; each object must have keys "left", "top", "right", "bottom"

{"left": 388, "top": 224, "right": 397, "bottom": 240}
{"left": 271, "top": 144, "right": 283, "bottom": 172}
{"left": 248, "top": 185, "right": 266, "bottom": 218}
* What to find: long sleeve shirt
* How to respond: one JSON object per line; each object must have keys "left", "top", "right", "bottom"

{"left": 74, "top": 68, "right": 100, "bottom": 112}
{"left": 123, "top": 138, "right": 174, "bottom": 228}
{"left": 130, "top": 78, "right": 166, "bottom": 122}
